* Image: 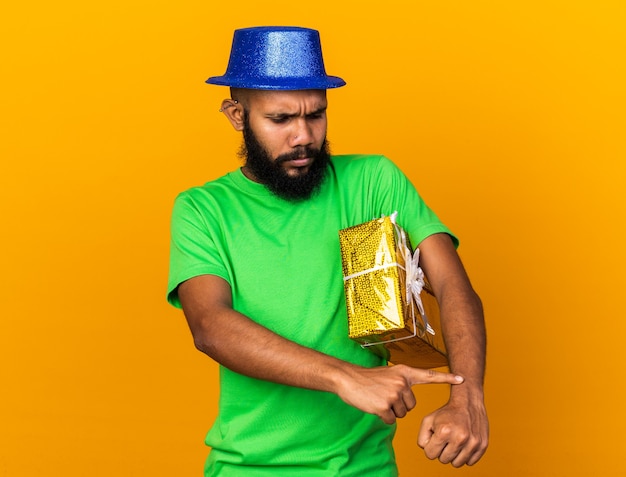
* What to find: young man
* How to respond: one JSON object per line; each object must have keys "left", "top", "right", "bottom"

{"left": 168, "top": 26, "right": 488, "bottom": 476}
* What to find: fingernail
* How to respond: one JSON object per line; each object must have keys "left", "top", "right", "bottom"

{"left": 455, "top": 375, "right": 464, "bottom": 382}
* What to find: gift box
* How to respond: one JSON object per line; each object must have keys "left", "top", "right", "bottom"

{"left": 339, "top": 214, "right": 448, "bottom": 369}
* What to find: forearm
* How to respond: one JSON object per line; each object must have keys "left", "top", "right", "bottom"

{"left": 439, "top": 285, "right": 486, "bottom": 403}
{"left": 418, "top": 234, "right": 487, "bottom": 399}
{"left": 190, "top": 303, "right": 352, "bottom": 393}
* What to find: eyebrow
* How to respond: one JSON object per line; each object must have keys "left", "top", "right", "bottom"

{"left": 265, "top": 105, "right": 327, "bottom": 119}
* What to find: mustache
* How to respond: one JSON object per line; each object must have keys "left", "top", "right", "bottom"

{"left": 275, "top": 147, "right": 321, "bottom": 165}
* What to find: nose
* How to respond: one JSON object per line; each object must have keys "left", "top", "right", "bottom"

{"left": 288, "top": 118, "right": 314, "bottom": 148}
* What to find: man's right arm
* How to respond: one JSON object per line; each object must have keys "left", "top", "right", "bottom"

{"left": 177, "top": 273, "right": 464, "bottom": 424}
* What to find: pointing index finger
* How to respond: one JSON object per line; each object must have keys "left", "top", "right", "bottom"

{"left": 407, "top": 367, "right": 464, "bottom": 386}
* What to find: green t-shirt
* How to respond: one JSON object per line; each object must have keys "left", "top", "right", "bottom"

{"left": 167, "top": 155, "right": 456, "bottom": 476}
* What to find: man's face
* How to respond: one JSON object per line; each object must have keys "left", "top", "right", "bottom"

{"left": 237, "top": 90, "right": 330, "bottom": 201}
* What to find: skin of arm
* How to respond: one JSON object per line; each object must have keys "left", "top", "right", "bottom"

{"left": 416, "top": 232, "right": 489, "bottom": 467}
{"left": 177, "top": 275, "right": 464, "bottom": 425}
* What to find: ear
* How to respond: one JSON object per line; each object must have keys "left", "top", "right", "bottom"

{"left": 220, "top": 99, "right": 244, "bottom": 131}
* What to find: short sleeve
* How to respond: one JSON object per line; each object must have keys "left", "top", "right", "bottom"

{"left": 167, "top": 192, "right": 231, "bottom": 308}
{"left": 371, "top": 156, "right": 459, "bottom": 248}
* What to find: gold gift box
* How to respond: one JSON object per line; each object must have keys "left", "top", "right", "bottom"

{"left": 339, "top": 215, "right": 448, "bottom": 369}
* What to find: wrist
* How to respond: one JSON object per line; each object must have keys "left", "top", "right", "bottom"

{"left": 448, "top": 379, "right": 485, "bottom": 405}
{"left": 320, "top": 358, "right": 360, "bottom": 395}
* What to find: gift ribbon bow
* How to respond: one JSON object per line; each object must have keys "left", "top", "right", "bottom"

{"left": 392, "top": 212, "right": 435, "bottom": 337}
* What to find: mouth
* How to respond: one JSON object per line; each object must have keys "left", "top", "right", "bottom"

{"left": 284, "top": 157, "right": 312, "bottom": 168}
{"left": 279, "top": 156, "right": 313, "bottom": 177}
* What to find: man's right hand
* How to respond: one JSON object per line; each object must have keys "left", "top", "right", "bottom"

{"left": 333, "top": 364, "right": 464, "bottom": 424}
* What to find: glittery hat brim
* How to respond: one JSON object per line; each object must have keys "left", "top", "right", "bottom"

{"left": 205, "top": 75, "right": 346, "bottom": 90}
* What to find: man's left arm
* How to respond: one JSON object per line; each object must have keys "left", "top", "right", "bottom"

{"left": 416, "top": 232, "right": 489, "bottom": 467}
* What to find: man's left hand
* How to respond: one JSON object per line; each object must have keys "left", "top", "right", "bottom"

{"left": 417, "top": 397, "right": 489, "bottom": 467}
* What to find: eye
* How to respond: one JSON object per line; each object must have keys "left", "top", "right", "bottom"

{"left": 269, "top": 116, "right": 290, "bottom": 124}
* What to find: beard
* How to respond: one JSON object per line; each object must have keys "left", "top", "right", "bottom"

{"left": 239, "top": 114, "right": 331, "bottom": 202}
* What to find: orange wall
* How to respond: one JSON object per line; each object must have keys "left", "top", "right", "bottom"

{"left": 1, "top": 1, "right": 624, "bottom": 476}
